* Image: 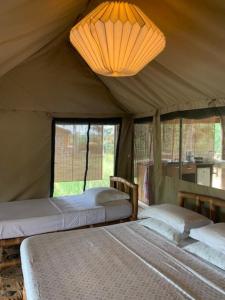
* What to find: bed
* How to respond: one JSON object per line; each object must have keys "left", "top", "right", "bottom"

{"left": 0, "top": 177, "right": 138, "bottom": 255}
{"left": 21, "top": 192, "right": 225, "bottom": 300}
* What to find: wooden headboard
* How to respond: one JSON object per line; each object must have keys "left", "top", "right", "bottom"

{"left": 178, "top": 191, "right": 225, "bottom": 222}
{"left": 110, "top": 176, "right": 138, "bottom": 221}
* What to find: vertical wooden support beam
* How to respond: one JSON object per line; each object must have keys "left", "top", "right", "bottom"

{"left": 131, "top": 184, "right": 138, "bottom": 221}
{"left": 209, "top": 200, "right": 216, "bottom": 222}
{"left": 179, "top": 118, "right": 183, "bottom": 180}
{"left": 153, "top": 111, "right": 162, "bottom": 203}
{"left": 178, "top": 192, "right": 185, "bottom": 207}
{"left": 110, "top": 178, "right": 114, "bottom": 188}
{"left": 195, "top": 196, "right": 201, "bottom": 213}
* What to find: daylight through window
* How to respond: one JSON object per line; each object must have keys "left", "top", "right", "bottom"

{"left": 53, "top": 120, "right": 120, "bottom": 196}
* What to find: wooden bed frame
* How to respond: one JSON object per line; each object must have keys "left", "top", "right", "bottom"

{"left": 178, "top": 191, "right": 225, "bottom": 222}
{"left": 110, "top": 176, "right": 138, "bottom": 221}
{"left": 20, "top": 191, "right": 224, "bottom": 300}
{"left": 0, "top": 176, "right": 138, "bottom": 270}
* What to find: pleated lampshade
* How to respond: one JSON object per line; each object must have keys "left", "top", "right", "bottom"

{"left": 70, "top": 2, "right": 166, "bottom": 77}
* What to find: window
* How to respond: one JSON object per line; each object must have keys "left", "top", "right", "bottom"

{"left": 161, "top": 114, "right": 225, "bottom": 191}
{"left": 182, "top": 118, "right": 217, "bottom": 162}
{"left": 134, "top": 120, "right": 154, "bottom": 204}
{"left": 182, "top": 117, "right": 223, "bottom": 189}
{"left": 161, "top": 119, "right": 180, "bottom": 162}
{"left": 52, "top": 120, "right": 120, "bottom": 196}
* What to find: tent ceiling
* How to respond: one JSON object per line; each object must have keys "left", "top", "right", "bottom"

{"left": 99, "top": 0, "right": 225, "bottom": 116}
{"left": 0, "top": 0, "right": 88, "bottom": 77}
{"left": 0, "top": 34, "right": 125, "bottom": 116}
{"left": 1, "top": 0, "right": 225, "bottom": 116}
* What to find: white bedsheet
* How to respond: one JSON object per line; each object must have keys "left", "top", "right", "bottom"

{"left": 21, "top": 222, "right": 225, "bottom": 300}
{"left": 0, "top": 195, "right": 131, "bottom": 239}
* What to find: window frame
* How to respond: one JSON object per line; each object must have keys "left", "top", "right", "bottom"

{"left": 50, "top": 117, "right": 122, "bottom": 196}
{"left": 161, "top": 110, "right": 225, "bottom": 189}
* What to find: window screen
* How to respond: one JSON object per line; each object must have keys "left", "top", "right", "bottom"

{"left": 161, "top": 115, "right": 225, "bottom": 191}
{"left": 182, "top": 117, "right": 223, "bottom": 188}
{"left": 182, "top": 117, "right": 217, "bottom": 161}
{"left": 52, "top": 120, "right": 120, "bottom": 196}
{"left": 161, "top": 119, "right": 180, "bottom": 162}
{"left": 134, "top": 121, "right": 154, "bottom": 205}
{"left": 85, "top": 124, "right": 119, "bottom": 190}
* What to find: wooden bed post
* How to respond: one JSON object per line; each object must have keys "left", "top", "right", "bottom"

{"left": 209, "top": 201, "right": 216, "bottom": 222}
{"left": 178, "top": 191, "right": 184, "bottom": 207}
{"left": 110, "top": 176, "right": 138, "bottom": 220}
{"left": 23, "top": 287, "right": 27, "bottom": 300}
{"left": 131, "top": 184, "right": 138, "bottom": 220}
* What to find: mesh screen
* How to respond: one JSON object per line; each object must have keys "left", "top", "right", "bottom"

{"left": 134, "top": 122, "right": 153, "bottom": 204}
{"left": 86, "top": 125, "right": 103, "bottom": 181}
{"left": 161, "top": 119, "right": 180, "bottom": 161}
{"left": 54, "top": 122, "right": 119, "bottom": 196}
{"left": 182, "top": 117, "right": 223, "bottom": 188}
{"left": 182, "top": 117, "right": 216, "bottom": 161}
{"left": 161, "top": 116, "right": 225, "bottom": 190}
{"left": 86, "top": 125, "right": 118, "bottom": 189}
{"left": 54, "top": 124, "right": 88, "bottom": 182}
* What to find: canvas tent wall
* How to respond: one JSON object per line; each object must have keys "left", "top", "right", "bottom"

{"left": 0, "top": 0, "right": 225, "bottom": 206}
{"left": 0, "top": 36, "right": 133, "bottom": 201}
{"left": 0, "top": 28, "right": 132, "bottom": 202}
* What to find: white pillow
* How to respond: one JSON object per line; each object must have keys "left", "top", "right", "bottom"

{"left": 184, "top": 241, "right": 225, "bottom": 270}
{"left": 190, "top": 223, "right": 225, "bottom": 254}
{"left": 85, "top": 187, "right": 130, "bottom": 204}
{"left": 139, "top": 218, "right": 188, "bottom": 244}
{"left": 144, "top": 204, "right": 212, "bottom": 234}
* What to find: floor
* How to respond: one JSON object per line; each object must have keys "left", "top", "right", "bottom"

{"left": 0, "top": 246, "right": 23, "bottom": 300}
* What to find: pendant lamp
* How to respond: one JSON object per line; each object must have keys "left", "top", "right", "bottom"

{"left": 70, "top": 2, "right": 166, "bottom": 77}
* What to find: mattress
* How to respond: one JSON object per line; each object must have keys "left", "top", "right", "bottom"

{"left": 0, "top": 195, "right": 131, "bottom": 239}
{"left": 21, "top": 222, "right": 225, "bottom": 300}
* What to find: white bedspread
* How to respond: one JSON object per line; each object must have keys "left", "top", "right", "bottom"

{"left": 0, "top": 195, "right": 131, "bottom": 239}
{"left": 21, "top": 222, "right": 225, "bottom": 300}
